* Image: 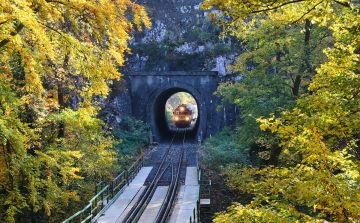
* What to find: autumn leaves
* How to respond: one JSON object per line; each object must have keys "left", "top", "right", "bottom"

{"left": 0, "top": 0, "right": 150, "bottom": 222}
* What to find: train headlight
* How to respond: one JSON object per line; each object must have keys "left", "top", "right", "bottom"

{"left": 186, "top": 117, "right": 189, "bottom": 121}
{"left": 175, "top": 117, "right": 179, "bottom": 121}
{"left": 180, "top": 107, "right": 184, "bottom": 111}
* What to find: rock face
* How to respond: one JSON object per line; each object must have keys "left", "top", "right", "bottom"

{"left": 101, "top": 0, "right": 240, "bottom": 136}
{"left": 98, "top": 81, "right": 133, "bottom": 129}
{"left": 123, "top": 0, "right": 243, "bottom": 76}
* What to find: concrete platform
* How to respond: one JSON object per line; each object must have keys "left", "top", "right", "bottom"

{"left": 97, "top": 167, "right": 153, "bottom": 223}
{"left": 115, "top": 186, "right": 146, "bottom": 223}
{"left": 137, "top": 186, "right": 169, "bottom": 223}
{"left": 169, "top": 167, "right": 199, "bottom": 223}
{"left": 184, "top": 167, "right": 198, "bottom": 186}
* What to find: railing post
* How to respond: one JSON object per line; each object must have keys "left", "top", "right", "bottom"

{"left": 101, "top": 187, "right": 104, "bottom": 210}
{"left": 90, "top": 201, "right": 92, "bottom": 221}
{"left": 140, "top": 149, "right": 143, "bottom": 165}
{"left": 136, "top": 159, "right": 139, "bottom": 173}
{"left": 107, "top": 186, "right": 110, "bottom": 204}
{"left": 91, "top": 200, "right": 94, "bottom": 221}
{"left": 126, "top": 171, "right": 129, "bottom": 186}
{"left": 111, "top": 180, "right": 114, "bottom": 198}
{"left": 209, "top": 181, "right": 213, "bottom": 214}
{"left": 197, "top": 200, "right": 200, "bottom": 223}
{"left": 193, "top": 208, "right": 196, "bottom": 222}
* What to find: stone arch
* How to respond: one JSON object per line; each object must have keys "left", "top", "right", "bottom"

{"left": 129, "top": 71, "right": 236, "bottom": 143}
{"left": 145, "top": 80, "right": 208, "bottom": 142}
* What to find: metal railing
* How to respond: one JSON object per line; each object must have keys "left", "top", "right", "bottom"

{"left": 127, "top": 155, "right": 143, "bottom": 184}
{"left": 187, "top": 168, "right": 212, "bottom": 223}
{"left": 188, "top": 200, "right": 201, "bottom": 223}
{"left": 63, "top": 152, "right": 144, "bottom": 223}
{"left": 63, "top": 186, "right": 110, "bottom": 223}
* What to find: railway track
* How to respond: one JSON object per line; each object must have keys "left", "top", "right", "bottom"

{"left": 122, "top": 129, "right": 187, "bottom": 223}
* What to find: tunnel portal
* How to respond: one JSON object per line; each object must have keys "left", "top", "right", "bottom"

{"left": 130, "top": 71, "right": 236, "bottom": 142}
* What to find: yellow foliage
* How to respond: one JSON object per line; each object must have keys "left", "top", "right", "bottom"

{"left": 0, "top": 0, "right": 150, "bottom": 221}
{"left": 202, "top": 0, "right": 360, "bottom": 222}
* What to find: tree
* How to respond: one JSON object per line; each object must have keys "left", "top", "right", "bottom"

{"left": 202, "top": 0, "right": 360, "bottom": 221}
{"left": 0, "top": 0, "right": 150, "bottom": 221}
{"left": 207, "top": 0, "right": 333, "bottom": 165}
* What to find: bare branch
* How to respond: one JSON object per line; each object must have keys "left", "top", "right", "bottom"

{"left": 0, "top": 20, "right": 10, "bottom": 26}
{"left": 290, "top": 1, "right": 324, "bottom": 24}
{"left": 39, "top": 22, "right": 73, "bottom": 46}
{"left": 0, "top": 4, "right": 44, "bottom": 49}
{"left": 334, "top": 0, "right": 351, "bottom": 8}
{"left": 45, "top": 0, "right": 67, "bottom": 5}
{"left": 0, "top": 23, "right": 25, "bottom": 49}
{"left": 250, "top": 0, "right": 307, "bottom": 14}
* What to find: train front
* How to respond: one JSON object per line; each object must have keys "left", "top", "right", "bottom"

{"left": 174, "top": 105, "right": 191, "bottom": 128}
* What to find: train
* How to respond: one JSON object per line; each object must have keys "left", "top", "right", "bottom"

{"left": 173, "top": 104, "right": 196, "bottom": 128}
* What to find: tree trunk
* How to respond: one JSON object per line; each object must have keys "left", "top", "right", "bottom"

{"left": 303, "top": 19, "right": 312, "bottom": 73}
{"left": 304, "top": 19, "right": 311, "bottom": 45}
{"left": 268, "top": 146, "right": 282, "bottom": 166}
{"left": 292, "top": 19, "right": 311, "bottom": 98}
{"left": 57, "top": 84, "right": 65, "bottom": 138}
{"left": 292, "top": 75, "right": 302, "bottom": 97}
{"left": 274, "top": 42, "right": 281, "bottom": 75}
{"left": 57, "top": 53, "right": 70, "bottom": 139}
{"left": 0, "top": 23, "right": 24, "bottom": 49}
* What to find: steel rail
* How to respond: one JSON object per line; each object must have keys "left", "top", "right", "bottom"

{"left": 132, "top": 163, "right": 171, "bottom": 222}
{"left": 154, "top": 164, "right": 174, "bottom": 223}
{"left": 156, "top": 129, "right": 186, "bottom": 223}
{"left": 122, "top": 129, "right": 179, "bottom": 223}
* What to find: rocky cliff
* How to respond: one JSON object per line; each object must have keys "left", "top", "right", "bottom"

{"left": 123, "top": 0, "right": 242, "bottom": 76}
{"left": 101, "top": 0, "right": 242, "bottom": 128}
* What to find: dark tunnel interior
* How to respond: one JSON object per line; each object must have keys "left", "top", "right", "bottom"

{"left": 153, "top": 88, "right": 200, "bottom": 142}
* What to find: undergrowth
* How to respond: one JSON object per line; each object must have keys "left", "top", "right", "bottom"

{"left": 201, "top": 127, "right": 250, "bottom": 171}
{"left": 112, "top": 116, "right": 150, "bottom": 170}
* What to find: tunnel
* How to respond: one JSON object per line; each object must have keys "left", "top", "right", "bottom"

{"left": 151, "top": 87, "right": 201, "bottom": 142}
{"left": 130, "top": 71, "right": 234, "bottom": 143}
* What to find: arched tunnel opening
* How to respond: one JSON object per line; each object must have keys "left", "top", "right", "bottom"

{"left": 152, "top": 88, "right": 200, "bottom": 142}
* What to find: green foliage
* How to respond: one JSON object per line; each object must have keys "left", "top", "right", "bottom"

{"left": 187, "top": 27, "right": 211, "bottom": 45}
{"left": 212, "top": 25, "right": 222, "bottom": 36}
{"left": 130, "top": 42, "right": 168, "bottom": 70}
{"left": 201, "top": 127, "right": 251, "bottom": 171}
{"left": 215, "top": 42, "right": 231, "bottom": 55}
{"left": 216, "top": 80, "right": 296, "bottom": 162}
{"left": 204, "top": 42, "right": 232, "bottom": 58}
{"left": 166, "top": 31, "right": 185, "bottom": 47}
{"left": 112, "top": 116, "right": 149, "bottom": 169}
{"left": 166, "top": 92, "right": 196, "bottom": 110}
{"left": 166, "top": 110, "right": 174, "bottom": 123}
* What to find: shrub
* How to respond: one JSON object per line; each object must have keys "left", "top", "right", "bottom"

{"left": 184, "top": 27, "right": 211, "bottom": 45}
{"left": 201, "top": 127, "right": 250, "bottom": 171}
{"left": 112, "top": 116, "right": 149, "bottom": 169}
